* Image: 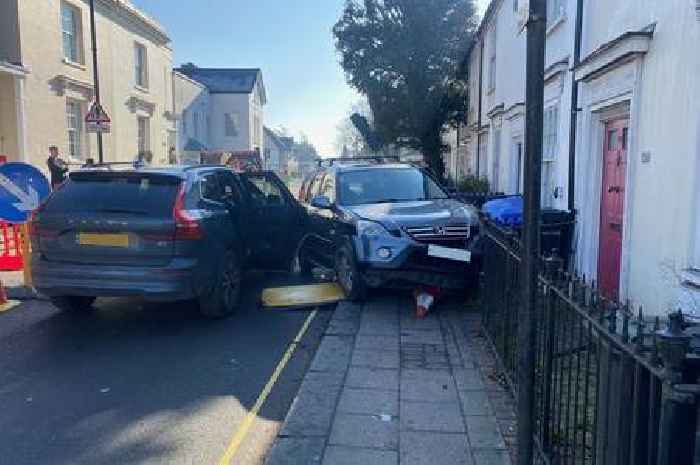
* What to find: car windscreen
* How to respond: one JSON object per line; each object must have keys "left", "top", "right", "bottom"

{"left": 337, "top": 168, "right": 448, "bottom": 206}
{"left": 44, "top": 172, "right": 181, "bottom": 216}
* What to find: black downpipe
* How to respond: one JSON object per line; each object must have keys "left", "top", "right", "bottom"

{"left": 567, "top": 0, "right": 584, "bottom": 211}
{"left": 476, "top": 39, "right": 485, "bottom": 177}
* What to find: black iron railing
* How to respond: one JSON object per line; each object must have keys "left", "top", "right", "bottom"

{"left": 481, "top": 219, "right": 700, "bottom": 465}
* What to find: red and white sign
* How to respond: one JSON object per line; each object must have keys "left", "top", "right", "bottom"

{"left": 85, "top": 101, "right": 111, "bottom": 133}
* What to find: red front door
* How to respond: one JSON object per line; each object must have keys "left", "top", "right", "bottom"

{"left": 598, "top": 119, "right": 629, "bottom": 300}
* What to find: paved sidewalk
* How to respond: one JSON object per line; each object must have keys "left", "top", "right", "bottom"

{"left": 265, "top": 294, "right": 515, "bottom": 465}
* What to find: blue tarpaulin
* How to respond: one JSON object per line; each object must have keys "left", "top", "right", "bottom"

{"left": 482, "top": 196, "right": 523, "bottom": 227}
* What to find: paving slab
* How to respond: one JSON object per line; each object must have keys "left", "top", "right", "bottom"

{"left": 325, "top": 318, "right": 359, "bottom": 336}
{"left": 322, "top": 446, "right": 398, "bottom": 465}
{"left": 310, "top": 335, "right": 354, "bottom": 373}
{"left": 453, "top": 368, "right": 486, "bottom": 391}
{"left": 345, "top": 367, "right": 399, "bottom": 391}
{"left": 337, "top": 387, "right": 399, "bottom": 416}
{"left": 328, "top": 413, "right": 399, "bottom": 450}
{"left": 400, "top": 400, "right": 466, "bottom": 433}
{"left": 400, "top": 369, "right": 458, "bottom": 403}
{"left": 280, "top": 383, "right": 341, "bottom": 437}
{"left": 400, "top": 329, "right": 444, "bottom": 345}
{"left": 355, "top": 334, "right": 400, "bottom": 352}
{"left": 264, "top": 437, "right": 325, "bottom": 465}
{"left": 332, "top": 301, "right": 363, "bottom": 321}
{"left": 351, "top": 349, "right": 400, "bottom": 369}
{"left": 472, "top": 448, "right": 513, "bottom": 465}
{"left": 399, "top": 431, "right": 474, "bottom": 465}
{"left": 464, "top": 415, "right": 507, "bottom": 449}
{"left": 458, "top": 390, "right": 494, "bottom": 416}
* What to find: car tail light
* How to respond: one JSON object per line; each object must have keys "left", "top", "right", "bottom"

{"left": 173, "top": 183, "right": 204, "bottom": 241}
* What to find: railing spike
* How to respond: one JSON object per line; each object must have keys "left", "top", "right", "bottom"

{"left": 622, "top": 312, "right": 630, "bottom": 343}
{"left": 636, "top": 306, "right": 645, "bottom": 350}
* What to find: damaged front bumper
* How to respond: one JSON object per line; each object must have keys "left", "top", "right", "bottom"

{"left": 352, "top": 233, "right": 483, "bottom": 290}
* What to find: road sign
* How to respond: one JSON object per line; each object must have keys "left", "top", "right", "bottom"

{"left": 85, "top": 101, "right": 111, "bottom": 133}
{"left": 0, "top": 163, "right": 51, "bottom": 223}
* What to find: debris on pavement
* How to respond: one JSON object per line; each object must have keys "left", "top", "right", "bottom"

{"left": 261, "top": 283, "right": 345, "bottom": 308}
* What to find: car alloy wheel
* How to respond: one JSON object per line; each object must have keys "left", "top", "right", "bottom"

{"left": 337, "top": 250, "right": 354, "bottom": 293}
{"left": 335, "top": 243, "right": 366, "bottom": 301}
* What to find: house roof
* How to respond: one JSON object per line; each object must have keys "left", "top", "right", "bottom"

{"left": 263, "top": 127, "right": 289, "bottom": 151}
{"left": 176, "top": 67, "right": 265, "bottom": 102}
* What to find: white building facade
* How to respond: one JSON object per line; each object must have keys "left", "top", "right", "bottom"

{"left": 459, "top": 0, "right": 700, "bottom": 315}
{"left": 172, "top": 70, "right": 210, "bottom": 156}
{"left": 175, "top": 66, "right": 266, "bottom": 155}
{"left": 0, "top": 0, "right": 175, "bottom": 170}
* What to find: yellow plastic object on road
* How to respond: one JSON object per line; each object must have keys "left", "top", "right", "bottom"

{"left": 261, "top": 283, "right": 346, "bottom": 308}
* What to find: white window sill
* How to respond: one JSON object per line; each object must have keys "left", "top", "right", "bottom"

{"left": 546, "top": 14, "right": 566, "bottom": 36}
{"left": 62, "top": 58, "right": 87, "bottom": 71}
{"left": 134, "top": 84, "right": 150, "bottom": 93}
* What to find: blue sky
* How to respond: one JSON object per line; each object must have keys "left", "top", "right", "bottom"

{"left": 132, "top": 0, "right": 489, "bottom": 156}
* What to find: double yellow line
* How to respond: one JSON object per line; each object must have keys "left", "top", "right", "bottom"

{"left": 217, "top": 309, "right": 318, "bottom": 465}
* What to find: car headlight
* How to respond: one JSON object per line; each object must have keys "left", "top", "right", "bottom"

{"left": 356, "top": 220, "right": 391, "bottom": 237}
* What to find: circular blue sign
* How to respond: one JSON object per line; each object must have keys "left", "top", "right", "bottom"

{"left": 0, "top": 163, "right": 51, "bottom": 223}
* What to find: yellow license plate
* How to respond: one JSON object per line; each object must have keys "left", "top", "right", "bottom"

{"left": 78, "top": 233, "right": 130, "bottom": 248}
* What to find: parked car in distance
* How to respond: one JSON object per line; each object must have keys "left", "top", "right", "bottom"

{"left": 297, "top": 158, "right": 482, "bottom": 300}
{"left": 29, "top": 165, "right": 303, "bottom": 317}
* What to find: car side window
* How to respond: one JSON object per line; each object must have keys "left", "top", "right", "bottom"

{"left": 218, "top": 171, "right": 243, "bottom": 205}
{"left": 319, "top": 173, "right": 336, "bottom": 203}
{"left": 248, "top": 177, "right": 285, "bottom": 206}
{"left": 200, "top": 173, "right": 224, "bottom": 202}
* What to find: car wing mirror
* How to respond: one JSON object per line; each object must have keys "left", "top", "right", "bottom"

{"left": 311, "top": 195, "right": 333, "bottom": 209}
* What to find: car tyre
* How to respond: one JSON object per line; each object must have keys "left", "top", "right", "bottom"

{"left": 295, "top": 243, "right": 314, "bottom": 277}
{"left": 50, "top": 296, "right": 96, "bottom": 313}
{"left": 335, "top": 241, "right": 366, "bottom": 302}
{"left": 199, "top": 249, "right": 242, "bottom": 318}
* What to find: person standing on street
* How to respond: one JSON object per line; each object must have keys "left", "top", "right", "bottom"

{"left": 47, "top": 145, "right": 68, "bottom": 190}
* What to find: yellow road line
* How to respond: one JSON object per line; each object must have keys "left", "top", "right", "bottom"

{"left": 0, "top": 300, "right": 21, "bottom": 313}
{"left": 217, "top": 309, "right": 318, "bottom": 465}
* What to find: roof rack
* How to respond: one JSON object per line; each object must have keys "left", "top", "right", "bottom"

{"left": 317, "top": 156, "right": 401, "bottom": 167}
{"left": 70, "top": 161, "right": 143, "bottom": 170}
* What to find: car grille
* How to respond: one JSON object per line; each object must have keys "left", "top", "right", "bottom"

{"left": 405, "top": 224, "right": 471, "bottom": 243}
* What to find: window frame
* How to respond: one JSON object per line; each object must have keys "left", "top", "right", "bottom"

{"left": 66, "top": 99, "right": 83, "bottom": 160}
{"left": 137, "top": 116, "right": 150, "bottom": 154}
{"left": 224, "top": 113, "right": 239, "bottom": 137}
{"left": 492, "top": 129, "right": 501, "bottom": 192}
{"left": 542, "top": 104, "right": 560, "bottom": 207}
{"left": 61, "top": 2, "right": 83, "bottom": 64}
{"left": 134, "top": 42, "right": 149, "bottom": 89}
{"left": 546, "top": 0, "right": 566, "bottom": 26}
{"left": 487, "top": 26, "right": 497, "bottom": 93}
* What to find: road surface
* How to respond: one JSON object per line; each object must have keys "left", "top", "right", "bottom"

{"left": 0, "top": 273, "right": 330, "bottom": 465}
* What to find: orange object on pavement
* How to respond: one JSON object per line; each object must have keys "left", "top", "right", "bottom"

{"left": 414, "top": 286, "right": 441, "bottom": 319}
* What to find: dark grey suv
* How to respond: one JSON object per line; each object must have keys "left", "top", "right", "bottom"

{"left": 297, "top": 159, "right": 482, "bottom": 300}
{"left": 29, "top": 166, "right": 303, "bottom": 317}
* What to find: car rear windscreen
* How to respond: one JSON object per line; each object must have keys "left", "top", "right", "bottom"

{"left": 45, "top": 172, "right": 181, "bottom": 216}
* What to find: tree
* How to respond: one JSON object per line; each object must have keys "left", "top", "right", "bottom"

{"left": 335, "top": 99, "right": 373, "bottom": 157}
{"left": 333, "top": 0, "right": 478, "bottom": 177}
